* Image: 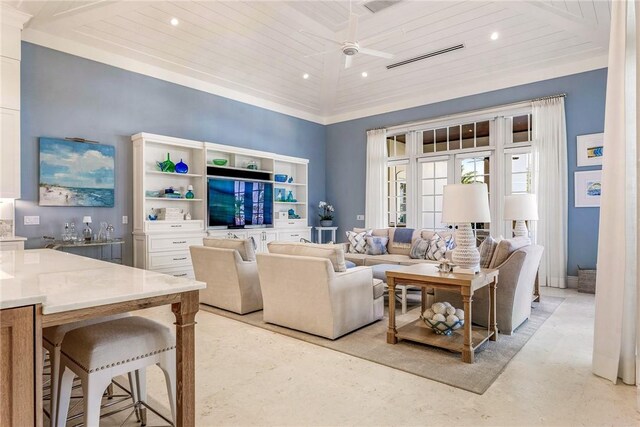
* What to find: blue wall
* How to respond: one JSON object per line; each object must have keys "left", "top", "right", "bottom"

{"left": 18, "top": 42, "right": 326, "bottom": 264}
{"left": 326, "top": 68, "right": 607, "bottom": 276}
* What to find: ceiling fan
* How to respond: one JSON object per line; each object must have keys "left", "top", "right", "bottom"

{"left": 300, "top": 12, "right": 395, "bottom": 69}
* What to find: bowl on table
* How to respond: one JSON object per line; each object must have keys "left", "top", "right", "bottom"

{"left": 212, "top": 159, "right": 228, "bottom": 166}
{"left": 274, "top": 174, "right": 288, "bottom": 182}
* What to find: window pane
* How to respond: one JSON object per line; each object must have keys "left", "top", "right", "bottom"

{"left": 448, "top": 126, "right": 461, "bottom": 150}
{"left": 461, "top": 123, "right": 474, "bottom": 148}
{"left": 422, "top": 195, "right": 435, "bottom": 211}
{"left": 435, "top": 195, "right": 443, "bottom": 211}
{"left": 396, "top": 134, "right": 406, "bottom": 156}
{"left": 423, "top": 213, "right": 435, "bottom": 229}
{"left": 386, "top": 138, "right": 394, "bottom": 157}
{"left": 422, "top": 130, "right": 434, "bottom": 153}
{"left": 422, "top": 162, "right": 435, "bottom": 178}
{"left": 476, "top": 120, "right": 490, "bottom": 146}
{"left": 434, "top": 212, "right": 443, "bottom": 228}
{"left": 513, "top": 115, "right": 529, "bottom": 143}
{"left": 435, "top": 128, "right": 447, "bottom": 152}
{"left": 512, "top": 173, "right": 528, "bottom": 193}
{"left": 435, "top": 178, "right": 447, "bottom": 194}
{"left": 422, "top": 179, "right": 435, "bottom": 194}
{"left": 511, "top": 154, "right": 529, "bottom": 173}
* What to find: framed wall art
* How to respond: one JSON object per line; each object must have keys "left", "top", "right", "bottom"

{"left": 39, "top": 137, "right": 115, "bottom": 207}
{"left": 576, "top": 133, "right": 604, "bottom": 167}
{"left": 574, "top": 170, "right": 602, "bottom": 208}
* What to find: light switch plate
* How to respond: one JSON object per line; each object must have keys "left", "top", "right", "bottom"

{"left": 356, "top": 214, "right": 365, "bottom": 221}
{"left": 24, "top": 215, "right": 40, "bottom": 225}
{"left": 122, "top": 216, "right": 128, "bottom": 224}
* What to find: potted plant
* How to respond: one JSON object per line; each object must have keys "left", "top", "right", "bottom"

{"left": 318, "top": 201, "right": 335, "bottom": 227}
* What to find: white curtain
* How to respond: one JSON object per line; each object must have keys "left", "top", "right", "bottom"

{"left": 592, "top": 0, "right": 639, "bottom": 392}
{"left": 365, "top": 129, "right": 387, "bottom": 229}
{"left": 532, "top": 97, "right": 568, "bottom": 288}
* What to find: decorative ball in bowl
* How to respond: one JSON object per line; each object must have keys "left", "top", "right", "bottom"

{"left": 421, "top": 302, "right": 464, "bottom": 336}
{"left": 212, "top": 159, "right": 228, "bottom": 166}
{"left": 274, "top": 174, "right": 288, "bottom": 182}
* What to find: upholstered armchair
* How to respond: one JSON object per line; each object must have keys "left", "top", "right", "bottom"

{"left": 257, "top": 242, "right": 384, "bottom": 339}
{"left": 190, "top": 239, "right": 263, "bottom": 314}
{"left": 435, "top": 244, "right": 543, "bottom": 335}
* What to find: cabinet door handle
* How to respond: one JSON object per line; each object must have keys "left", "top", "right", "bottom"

{"left": 173, "top": 241, "right": 187, "bottom": 244}
{"left": 174, "top": 273, "right": 187, "bottom": 277}
{"left": 170, "top": 224, "right": 182, "bottom": 228}
{"left": 173, "top": 257, "right": 187, "bottom": 261}
{"left": 291, "top": 234, "right": 299, "bottom": 237}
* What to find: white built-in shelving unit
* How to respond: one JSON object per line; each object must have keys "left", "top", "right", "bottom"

{"left": 132, "top": 133, "right": 311, "bottom": 278}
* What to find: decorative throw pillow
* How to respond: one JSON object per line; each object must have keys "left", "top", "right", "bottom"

{"left": 478, "top": 235, "right": 498, "bottom": 268}
{"left": 346, "top": 230, "right": 370, "bottom": 254}
{"left": 366, "top": 236, "right": 389, "bottom": 255}
{"left": 409, "top": 238, "right": 430, "bottom": 259}
{"left": 345, "top": 260, "right": 357, "bottom": 269}
{"left": 426, "top": 233, "right": 451, "bottom": 261}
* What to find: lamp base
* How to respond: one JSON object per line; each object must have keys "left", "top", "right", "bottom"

{"left": 453, "top": 265, "right": 480, "bottom": 275}
{"left": 513, "top": 220, "right": 528, "bottom": 238}
{"left": 451, "top": 223, "right": 481, "bottom": 274}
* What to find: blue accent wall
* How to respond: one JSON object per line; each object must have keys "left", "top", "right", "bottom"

{"left": 18, "top": 42, "right": 326, "bottom": 264}
{"left": 326, "top": 68, "right": 607, "bottom": 276}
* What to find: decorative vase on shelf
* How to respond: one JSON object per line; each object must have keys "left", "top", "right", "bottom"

{"left": 320, "top": 220, "right": 333, "bottom": 227}
{"left": 286, "top": 190, "right": 294, "bottom": 202}
{"left": 185, "top": 185, "right": 195, "bottom": 199}
{"left": 157, "top": 153, "right": 175, "bottom": 172}
{"left": 175, "top": 159, "right": 189, "bottom": 174}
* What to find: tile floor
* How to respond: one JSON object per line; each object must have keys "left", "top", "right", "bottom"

{"left": 96, "top": 288, "right": 639, "bottom": 426}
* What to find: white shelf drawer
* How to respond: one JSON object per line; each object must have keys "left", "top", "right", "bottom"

{"left": 148, "top": 250, "right": 192, "bottom": 269}
{"left": 152, "top": 265, "right": 195, "bottom": 279}
{"left": 277, "top": 229, "right": 311, "bottom": 242}
{"left": 145, "top": 220, "right": 204, "bottom": 233}
{"left": 274, "top": 219, "right": 307, "bottom": 228}
{"left": 148, "top": 235, "right": 203, "bottom": 252}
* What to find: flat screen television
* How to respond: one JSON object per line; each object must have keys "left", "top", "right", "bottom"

{"left": 208, "top": 178, "right": 273, "bottom": 227}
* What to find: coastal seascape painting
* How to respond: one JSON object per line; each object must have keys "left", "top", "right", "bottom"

{"left": 39, "top": 138, "right": 115, "bottom": 207}
{"left": 574, "top": 170, "right": 602, "bottom": 208}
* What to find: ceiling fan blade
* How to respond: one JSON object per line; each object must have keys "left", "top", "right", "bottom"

{"left": 347, "top": 13, "right": 358, "bottom": 41}
{"left": 359, "top": 47, "right": 394, "bottom": 59}
{"left": 299, "top": 29, "right": 342, "bottom": 47}
{"left": 345, "top": 55, "right": 353, "bottom": 69}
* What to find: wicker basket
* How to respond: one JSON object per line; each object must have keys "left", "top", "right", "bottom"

{"left": 577, "top": 266, "right": 596, "bottom": 294}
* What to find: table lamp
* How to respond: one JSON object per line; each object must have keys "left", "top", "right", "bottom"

{"left": 82, "top": 216, "right": 92, "bottom": 242}
{"left": 442, "top": 183, "right": 491, "bottom": 274}
{"left": 503, "top": 194, "right": 538, "bottom": 238}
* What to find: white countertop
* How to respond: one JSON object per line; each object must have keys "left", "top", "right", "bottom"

{"left": 0, "top": 235, "right": 27, "bottom": 242}
{"left": 0, "top": 249, "right": 205, "bottom": 313}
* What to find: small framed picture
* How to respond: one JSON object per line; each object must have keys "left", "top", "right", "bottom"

{"left": 577, "top": 133, "right": 604, "bottom": 167}
{"left": 275, "top": 188, "right": 286, "bottom": 202}
{"left": 574, "top": 170, "right": 602, "bottom": 207}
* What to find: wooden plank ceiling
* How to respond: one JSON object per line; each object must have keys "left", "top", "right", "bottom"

{"left": 15, "top": 1, "right": 611, "bottom": 123}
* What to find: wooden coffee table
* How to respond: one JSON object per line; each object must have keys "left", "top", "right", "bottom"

{"left": 386, "top": 264, "right": 499, "bottom": 363}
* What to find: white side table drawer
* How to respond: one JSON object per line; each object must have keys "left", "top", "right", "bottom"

{"left": 148, "top": 235, "right": 203, "bottom": 252}
{"left": 148, "top": 250, "right": 191, "bottom": 269}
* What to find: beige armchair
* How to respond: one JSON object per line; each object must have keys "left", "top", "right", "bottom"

{"left": 435, "top": 244, "right": 543, "bottom": 335}
{"left": 190, "top": 244, "right": 263, "bottom": 314}
{"left": 257, "top": 250, "right": 384, "bottom": 340}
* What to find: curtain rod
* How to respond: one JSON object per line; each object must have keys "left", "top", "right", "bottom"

{"left": 366, "top": 92, "right": 567, "bottom": 132}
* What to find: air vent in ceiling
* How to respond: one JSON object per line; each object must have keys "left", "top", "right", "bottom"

{"left": 386, "top": 44, "right": 465, "bottom": 69}
{"left": 363, "top": 0, "right": 402, "bottom": 14}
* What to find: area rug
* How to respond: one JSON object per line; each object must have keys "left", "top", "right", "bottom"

{"left": 201, "top": 296, "right": 564, "bottom": 394}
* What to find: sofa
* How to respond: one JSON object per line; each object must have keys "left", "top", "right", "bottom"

{"left": 434, "top": 237, "right": 543, "bottom": 335}
{"left": 190, "top": 238, "right": 263, "bottom": 314}
{"left": 257, "top": 241, "right": 384, "bottom": 339}
{"left": 343, "top": 227, "right": 454, "bottom": 267}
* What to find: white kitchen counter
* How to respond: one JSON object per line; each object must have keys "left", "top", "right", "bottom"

{"left": 0, "top": 249, "right": 205, "bottom": 312}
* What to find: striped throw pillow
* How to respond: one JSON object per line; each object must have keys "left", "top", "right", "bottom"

{"left": 479, "top": 236, "right": 498, "bottom": 268}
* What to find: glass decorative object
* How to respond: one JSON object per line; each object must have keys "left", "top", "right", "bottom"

{"left": 97, "top": 222, "right": 108, "bottom": 241}
{"left": 106, "top": 224, "right": 114, "bottom": 241}
{"left": 62, "top": 223, "right": 71, "bottom": 241}
{"left": 157, "top": 153, "right": 175, "bottom": 172}
{"left": 286, "top": 190, "right": 294, "bottom": 202}
{"left": 175, "top": 159, "right": 189, "bottom": 174}
{"left": 185, "top": 185, "right": 195, "bottom": 199}
{"left": 69, "top": 222, "right": 78, "bottom": 242}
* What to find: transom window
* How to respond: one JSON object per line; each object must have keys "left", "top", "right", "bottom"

{"left": 387, "top": 134, "right": 407, "bottom": 157}
{"left": 422, "top": 120, "right": 490, "bottom": 154}
{"left": 512, "top": 114, "right": 533, "bottom": 143}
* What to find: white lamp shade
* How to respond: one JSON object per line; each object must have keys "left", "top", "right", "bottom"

{"left": 82, "top": 216, "right": 92, "bottom": 224}
{"left": 441, "top": 184, "right": 491, "bottom": 223}
{"left": 504, "top": 194, "right": 539, "bottom": 220}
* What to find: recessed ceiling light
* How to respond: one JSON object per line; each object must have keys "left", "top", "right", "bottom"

{"left": 303, "top": 73, "right": 309, "bottom": 79}
{"left": 361, "top": 72, "right": 368, "bottom": 78}
{"left": 490, "top": 32, "right": 499, "bottom": 41}
{"left": 170, "top": 18, "right": 179, "bottom": 26}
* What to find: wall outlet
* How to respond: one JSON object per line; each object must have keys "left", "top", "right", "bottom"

{"left": 122, "top": 216, "right": 128, "bottom": 224}
{"left": 356, "top": 214, "right": 365, "bottom": 221}
{"left": 24, "top": 215, "right": 40, "bottom": 225}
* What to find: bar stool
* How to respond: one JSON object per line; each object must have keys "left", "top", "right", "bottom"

{"left": 56, "top": 316, "right": 176, "bottom": 427}
{"left": 43, "top": 314, "right": 130, "bottom": 423}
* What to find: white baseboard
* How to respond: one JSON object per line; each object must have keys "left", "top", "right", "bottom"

{"left": 567, "top": 276, "right": 578, "bottom": 289}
